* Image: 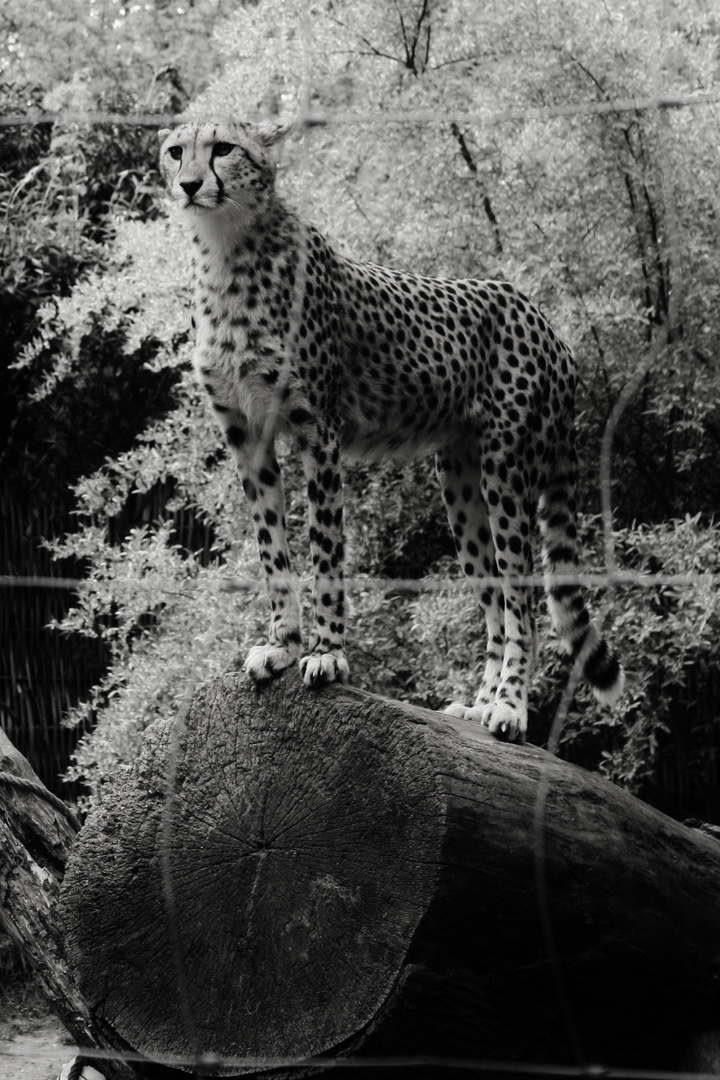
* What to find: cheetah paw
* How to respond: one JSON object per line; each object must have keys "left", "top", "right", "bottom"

{"left": 444, "top": 701, "right": 470, "bottom": 719}
{"left": 244, "top": 643, "right": 298, "bottom": 681}
{"left": 299, "top": 651, "right": 350, "bottom": 687}
{"left": 444, "top": 700, "right": 525, "bottom": 744}
{"left": 480, "top": 701, "right": 526, "bottom": 744}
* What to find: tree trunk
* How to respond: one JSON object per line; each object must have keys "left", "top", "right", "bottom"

{"left": 54, "top": 672, "right": 720, "bottom": 1078}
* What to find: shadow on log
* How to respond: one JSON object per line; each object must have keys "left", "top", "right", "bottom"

{"left": 53, "top": 672, "right": 720, "bottom": 1078}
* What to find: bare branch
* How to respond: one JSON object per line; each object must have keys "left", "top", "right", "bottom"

{"left": 449, "top": 122, "right": 503, "bottom": 255}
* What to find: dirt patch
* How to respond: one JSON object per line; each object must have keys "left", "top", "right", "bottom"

{"left": 0, "top": 1014, "right": 72, "bottom": 1080}
{"left": 0, "top": 941, "right": 75, "bottom": 1080}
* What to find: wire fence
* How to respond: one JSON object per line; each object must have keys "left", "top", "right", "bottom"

{"left": 4, "top": 1042, "right": 720, "bottom": 1079}
{"left": 2, "top": 3, "right": 720, "bottom": 1077}
{"left": 0, "top": 88, "right": 719, "bottom": 127}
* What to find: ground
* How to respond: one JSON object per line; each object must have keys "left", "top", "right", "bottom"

{"left": 0, "top": 944, "right": 73, "bottom": 1080}
{"left": 1, "top": 1014, "right": 70, "bottom": 1080}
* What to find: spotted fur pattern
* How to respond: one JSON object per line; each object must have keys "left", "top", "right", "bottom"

{"left": 159, "top": 118, "right": 624, "bottom": 743}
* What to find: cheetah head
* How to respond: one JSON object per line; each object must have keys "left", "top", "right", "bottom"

{"left": 158, "top": 119, "right": 292, "bottom": 219}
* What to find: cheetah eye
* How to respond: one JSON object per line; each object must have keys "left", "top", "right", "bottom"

{"left": 213, "top": 142, "right": 235, "bottom": 158}
{"left": 167, "top": 145, "right": 183, "bottom": 160}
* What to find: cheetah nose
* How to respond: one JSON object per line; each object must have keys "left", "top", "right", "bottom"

{"left": 180, "top": 179, "right": 203, "bottom": 198}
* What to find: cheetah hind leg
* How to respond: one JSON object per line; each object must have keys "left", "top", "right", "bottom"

{"left": 436, "top": 448, "right": 523, "bottom": 740}
{"left": 299, "top": 650, "right": 350, "bottom": 687}
{"left": 468, "top": 481, "right": 537, "bottom": 743}
{"left": 444, "top": 584, "right": 505, "bottom": 720}
{"left": 449, "top": 611, "right": 538, "bottom": 744}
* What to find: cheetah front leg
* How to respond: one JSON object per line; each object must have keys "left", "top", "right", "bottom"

{"left": 224, "top": 421, "right": 303, "bottom": 680}
{"left": 298, "top": 425, "right": 349, "bottom": 686}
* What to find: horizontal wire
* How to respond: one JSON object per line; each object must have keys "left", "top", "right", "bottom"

{"left": 0, "top": 1042, "right": 715, "bottom": 1079}
{"left": 0, "top": 575, "right": 88, "bottom": 590}
{"left": 0, "top": 570, "right": 717, "bottom": 593}
{"left": 0, "top": 90, "right": 718, "bottom": 129}
{"left": 218, "top": 570, "right": 720, "bottom": 592}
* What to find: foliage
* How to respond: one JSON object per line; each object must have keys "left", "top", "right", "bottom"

{"left": 0, "top": 85, "right": 183, "bottom": 795}
{"left": 8, "top": 0, "right": 720, "bottom": 819}
{"left": 0, "top": 83, "right": 165, "bottom": 343}
{"left": 1, "top": 0, "right": 223, "bottom": 105}
{"left": 60, "top": 481, "right": 720, "bottom": 820}
{"left": 0, "top": 73, "right": 178, "bottom": 517}
{"left": 368, "top": 514, "right": 720, "bottom": 818}
{"left": 554, "top": 517, "right": 720, "bottom": 816}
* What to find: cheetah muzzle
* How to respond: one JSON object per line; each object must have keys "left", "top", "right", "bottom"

{"left": 159, "top": 118, "right": 624, "bottom": 744}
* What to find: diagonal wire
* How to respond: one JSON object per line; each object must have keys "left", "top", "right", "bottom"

{"left": 531, "top": 4, "right": 688, "bottom": 1068}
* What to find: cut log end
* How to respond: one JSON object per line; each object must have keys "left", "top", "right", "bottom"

{"left": 60, "top": 674, "right": 444, "bottom": 1069}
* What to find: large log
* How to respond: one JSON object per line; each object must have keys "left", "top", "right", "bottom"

{"left": 59, "top": 672, "right": 720, "bottom": 1077}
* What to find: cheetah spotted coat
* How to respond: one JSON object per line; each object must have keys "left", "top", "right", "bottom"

{"left": 159, "top": 119, "right": 624, "bottom": 742}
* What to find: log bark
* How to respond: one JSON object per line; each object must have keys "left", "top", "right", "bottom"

{"left": 55, "top": 672, "right": 720, "bottom": 1078}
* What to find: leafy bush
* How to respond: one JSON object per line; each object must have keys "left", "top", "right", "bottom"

{"left": 556, "top": 516, "right": 720, "bottom": 817}
{"left": 1, "top": 78, "right": 174, "bottom": 500}
{"left": 0, "top": 84, "right": 163, "bottom": 326}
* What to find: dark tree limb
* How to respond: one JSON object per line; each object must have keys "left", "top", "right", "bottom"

{"left": 54, "top": 673, "right": 720, "bottom": 1078}
{"left": 449, "top": 122, "right": 503, "bottom": 255}
{"left": 0, "top": 728, "right": 140, "bottom": 1080}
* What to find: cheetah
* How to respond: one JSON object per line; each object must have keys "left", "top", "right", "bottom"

{"left": 158, "top": 118, "right": 624, "bottom": 743}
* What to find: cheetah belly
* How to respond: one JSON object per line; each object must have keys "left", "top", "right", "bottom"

{"left": 338, "top": 390, "right": 464, "bottom": 462}
{"left": 335, "top": 313, "right": 473, "bottom": 461}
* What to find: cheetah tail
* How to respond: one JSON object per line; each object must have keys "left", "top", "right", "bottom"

{"left": 538, "top": 472, "right": 625, "bottom": 706}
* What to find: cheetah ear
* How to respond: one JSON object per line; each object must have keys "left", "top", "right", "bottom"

{"left": 253, "top": 119, "right": 293, "bottom": 149}
{"left": 158, "top": 128, "right": 171, "bottom": 145}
